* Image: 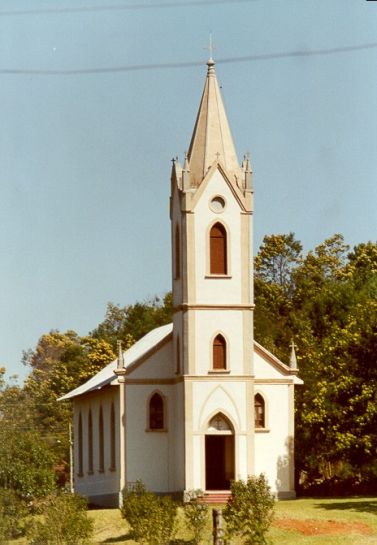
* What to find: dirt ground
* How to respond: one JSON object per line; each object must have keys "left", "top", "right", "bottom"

{"left": 273, "top": 518, "right": 374, "bottom": 536}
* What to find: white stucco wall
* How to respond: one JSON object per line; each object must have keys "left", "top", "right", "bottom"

{"left": 193, "top": 170, "right": 244, "bottom": 305}
{"left": 73, "top": 386, "right": 120, "bottom": 505}
{"left": 253, "top": 383, "right": 293, "bottom": 496}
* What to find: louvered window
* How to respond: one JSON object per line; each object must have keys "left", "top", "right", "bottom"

{"left": 210, "top": 223, "right": 227, "bottom": 274}
{"left": 213, "top": 334, "right": 226, "bottom": 370}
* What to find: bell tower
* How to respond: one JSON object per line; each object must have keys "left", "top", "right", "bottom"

{"left": 170, "top": 58, "right": 255, "bottom": 491}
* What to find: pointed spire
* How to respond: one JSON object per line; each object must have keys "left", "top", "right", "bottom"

{"left": 289, "top": 340, "right": 297, "bottom": 370}
{"left": 117, "top": 340, "right": 124, "bottom": 370}
{"left": 182, "top": 151, "right": 191, "bottom": 191}
{"left": 187, "top": 58, "right": 240, "bottom": 186}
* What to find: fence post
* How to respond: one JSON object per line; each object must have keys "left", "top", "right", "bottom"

{"left": 212, "top": 508, "right": 225, "bottom": 545}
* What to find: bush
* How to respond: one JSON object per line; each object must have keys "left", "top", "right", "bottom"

{"left": 121, "top": 480, "right": 177, "bottom": 545}
{"left": 223, "top": 474, "right": 275, "bottom": 545}
{"left": 0, "top": 488, "right": 29, "bottom": 542}
{"left": 183, "top": 498, "right": 210, "bottom": 545}
{"left": 28, "top": 492, "right": 93, "bottom": 545}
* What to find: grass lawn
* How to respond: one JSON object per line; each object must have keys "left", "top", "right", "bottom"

{"left": 87, "top": 497, "right": 377, "bottom": 545}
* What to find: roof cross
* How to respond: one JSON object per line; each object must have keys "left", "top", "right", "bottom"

{"left": 205, "top": 33, "right": 215, "bottom": 61}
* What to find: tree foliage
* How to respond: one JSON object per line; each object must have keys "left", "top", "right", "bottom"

{"left": 254, "top": 234, "right": 377, "bottom": 488}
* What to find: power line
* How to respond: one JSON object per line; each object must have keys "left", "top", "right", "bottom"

{"left": 1, "top": 42, "right": 377, "bottom": 75}
{"left": 0, "top": 0, "right": 259, "bottom": 17}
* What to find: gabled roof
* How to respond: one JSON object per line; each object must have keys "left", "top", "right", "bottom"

{"left": 187, "top": 58, "right": 241, "bottom": 186}
{"left": 59, "top": 322, "right": 302, "bottom": 401}
{"left": 59, "top": 323, "right": 173, "bottom": 401}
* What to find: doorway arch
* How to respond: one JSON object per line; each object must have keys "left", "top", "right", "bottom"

{"left": 205, "top": 413, "right": 235, "bottom": 490}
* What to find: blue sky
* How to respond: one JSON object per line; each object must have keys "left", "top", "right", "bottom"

{"left": 1, "top": 0, "right": 376, "bottom": 381}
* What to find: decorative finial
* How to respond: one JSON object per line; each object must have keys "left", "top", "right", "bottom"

{"left": 289, "top": 340, "right": 297, "bottom": 369}
{"left": 117, "top": 340, "right": 124, "bottom": 370}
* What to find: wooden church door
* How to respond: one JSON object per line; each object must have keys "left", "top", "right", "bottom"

{"left": 205, "top": 414, "right": 235, "bottom": 490}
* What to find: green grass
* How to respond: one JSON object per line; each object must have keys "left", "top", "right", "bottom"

{"left": 11, "top": 497, "right": 377, "bottom": 544}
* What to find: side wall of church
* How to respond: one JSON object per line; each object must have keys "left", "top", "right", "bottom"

{"left": 73, "top": 386, "right": 120, "bottom": 506}
{"left": 254, "top": 383, "right": 295, "bottom": 498}
{"left": 125, "top": 381, "right": 184, "bottom": 493}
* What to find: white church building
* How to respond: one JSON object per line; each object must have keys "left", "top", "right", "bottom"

{"left": 61, "top": 57, "right": 302, "bottom": 507}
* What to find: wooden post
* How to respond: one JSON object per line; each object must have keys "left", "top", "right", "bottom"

{"left": 212, "top": 508, "right": 225, "bottom": 545}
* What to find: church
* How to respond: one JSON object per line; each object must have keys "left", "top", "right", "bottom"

{"left": 60, "top": 57, "right": 302, "bottom": 507}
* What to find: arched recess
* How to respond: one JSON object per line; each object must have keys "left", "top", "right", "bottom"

{"left": 147, "top": 391, "right": 166, "bottom": 431}
{"left": 110, "top": 402, "right": 116, "bottom": 471}
{"left": 78, "top": 412, "right": 83, "bottom": 476}
{"left": 98, "top": 406, "right": 104, "bottom": 472}
{"left": 209, "top": 222, "right": 227, "bottom": 274}
{"left": 88, "top": 409, "right": 93, "bottom": 474}
{"left": 174, "top": 224, "right": 180, "bottom": 279}
{"left": 254, "top": 392, "right": 267, "bottom": 429}
{"left": 205, "top": 412, "right": 235, "bottom": 490}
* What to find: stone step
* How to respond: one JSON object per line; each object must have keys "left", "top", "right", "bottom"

{"left": 200, "top": 491, "right": 231, "bottom": 504}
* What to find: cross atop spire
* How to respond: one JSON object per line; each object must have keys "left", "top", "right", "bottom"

{"left": 207, "top": 32, "right": 214, "bottom": 63}
{"left": 187, "top": 59, "right": 241, "bottom": 186}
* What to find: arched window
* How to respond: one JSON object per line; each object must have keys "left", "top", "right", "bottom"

{"left": 98, "top": 406, "right": 104, "bottom": 472}
{"left": 254, "top": 394, "right": 265, "bottom": 428}
{"left": 174, "top": 224, "right": 180, "bottom": 279}
{"left": 110, "top": 402, "right": 116, "bottom": 471}
{"left": 149, "top": 393, "right": 164, "bottom": 430}
{"left": 78, "top": 412, "right": 83, "bottom": 476}
{"left": 210, "top": 222, "right": 227, "bottom": 274}
{"left": 213, "top": 334, "right": 226, "bottom": 370}
{"left": 88, "top": 409, "right": 93, "bottom": 474}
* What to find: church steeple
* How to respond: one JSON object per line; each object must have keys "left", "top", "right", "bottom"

{"left": 187, "top": 58, "right": 241, "bottom": 186}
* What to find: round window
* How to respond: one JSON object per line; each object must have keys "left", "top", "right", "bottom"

{"left": 210, "top": 196, "right": 226, "bottom": 213}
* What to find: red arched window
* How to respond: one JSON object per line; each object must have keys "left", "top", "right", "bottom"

{"left": 149, "top": 393, "right": 164, "bottom": 430}
{"left": 174, "top": 224, "right": 180, "bottom": 279}
{"left": 254, "top": 394, "right": 265, "bottom": 428}
{"left": 213, "top": 334, "right": 226, "bottom": 370}
{"left": 210, "top": 223, "right": 227, "bottom": 274}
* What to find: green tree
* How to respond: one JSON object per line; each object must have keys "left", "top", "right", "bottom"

{"left": 91, "top": 292, "right": 173, "bottom": 350}
{"left": 22, "top": 331, "right": 115, "bottom": 464}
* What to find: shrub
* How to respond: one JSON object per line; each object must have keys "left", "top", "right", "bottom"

{"left": 223, "top": 474, "right": 275, "bottom": 545}
{"left": 183, "top": 496, "right": 210, "bottom": 545}
{"left": 0, "top": 488, "right": 29, "bottom": 542}
{"left": 121, "top": 480, "right": 177, "bottom": 545}
{"left": 28, "top": 492, "right": 93, "bottom": 545}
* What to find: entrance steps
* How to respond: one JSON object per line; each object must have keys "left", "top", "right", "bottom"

{"left": 201, "top": 491, "right": 231, "bottom": 505}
